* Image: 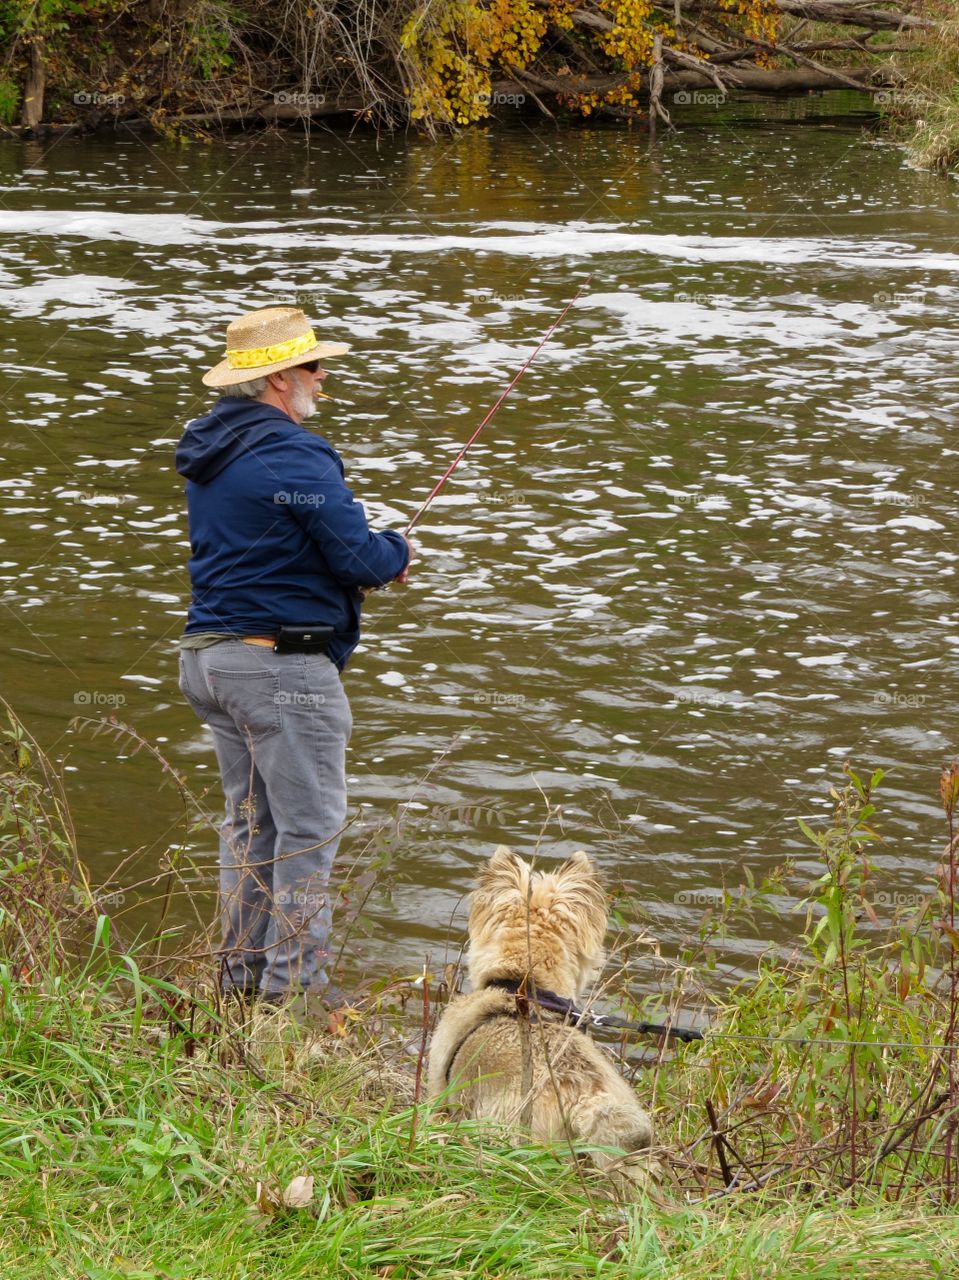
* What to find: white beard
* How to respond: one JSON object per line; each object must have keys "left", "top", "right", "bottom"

{"left": 290, "top": 377, "right": 317, "bottom": 421}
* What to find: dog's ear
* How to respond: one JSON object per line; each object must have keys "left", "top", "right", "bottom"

{"left": 473, "top": 845, "right": 531, "bottom": 904}
{"left": 555, "top": 851, "right": 608, "bottom": 991}
{"left": 555, "top": 850, "right": 606, "bottom": 913}
{"left": 470, "top": 846, "right": 530, "bottom": 939}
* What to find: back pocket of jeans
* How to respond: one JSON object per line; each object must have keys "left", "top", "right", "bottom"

{"left": 208, "top": 668, "right": 282, "bottom": 741}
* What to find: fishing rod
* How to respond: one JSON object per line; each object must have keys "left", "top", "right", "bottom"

{"left": 403, "top": 275, "right": 593, "bottom": 537}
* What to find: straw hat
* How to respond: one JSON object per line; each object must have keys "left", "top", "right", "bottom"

{"left": 202, "top": 306, "right": 351, "bottom": 388}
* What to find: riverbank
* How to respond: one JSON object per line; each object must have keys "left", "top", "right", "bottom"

{"left": 881, "top": 9, "right": 959, "bottom": 171}
{"left": 0, "top": 1, "right": 953, "bottom": 173}
{"left": 4, "top": 708, "right": 959, "bottom": 1273}
{"left": 4, "top": 963, "right": 959, "bottom": 1279}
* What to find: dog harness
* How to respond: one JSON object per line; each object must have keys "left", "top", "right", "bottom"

{"left": 441, "top": 978, "right": 703, "bottom": 1087}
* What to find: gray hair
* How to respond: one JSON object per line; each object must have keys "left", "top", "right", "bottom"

{"left": 223, "top": 375, "right": 269, "bottom": 399}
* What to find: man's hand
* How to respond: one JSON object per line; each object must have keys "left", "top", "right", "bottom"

{"left": 395, "top": 536, "right": 414, "bottom": 584}
{"left": 359, "top": 537, "right": 414, "bottom": 597}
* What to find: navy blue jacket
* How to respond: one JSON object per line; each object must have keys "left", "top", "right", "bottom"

{"left": 175, "top": 396, "right": 408, "bottom": 670}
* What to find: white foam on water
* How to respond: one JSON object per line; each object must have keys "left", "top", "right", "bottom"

{"left": 0, "top": 275, "right": 186, "bottom": 337}
{"left": 377, "top": 671, "right": 408, "bottom": 688}
{"left": 3, "top": 211, "right": 959, "bottom": 272}
{"left": 584, "top": 292, "right": 898, "bottom": 347}
{"left": 0, "top": 275, "right": 140, "bottom": 316}
{"left": 0, "top": 210, "right": 226, "bottom": 245}
{"left": 886, "top": 515, "right": 945, "bottom": 531}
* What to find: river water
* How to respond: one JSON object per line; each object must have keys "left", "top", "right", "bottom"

{"left": 1, "top": 94, "right": 957, "bottom": 988}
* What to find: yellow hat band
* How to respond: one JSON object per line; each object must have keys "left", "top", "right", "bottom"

{"left": 225, "top": 330, "right": 318, "bottom": 370}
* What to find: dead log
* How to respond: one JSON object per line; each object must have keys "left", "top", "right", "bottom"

{"left": 568, "top": 7, "right": 613, "bottom": 33}
{"left": 649, "top": 32, "right": 673, "bottom": 132}
{"left": 560, "top": 0, "right": 913, "bottom": 102}
{"left": 662, "top": 63, "right": 893, "bottom": 92}
{"left": 0, "top": 121, "right": 82, "bottom": 140}
{"left": 495, "top": 62, "right": 894, "bottom": 102}
{"left": 771, "top": 0, "right": 933, "bottom": 30}
{"left": 20, "top": 34, "right": 45, "bottom": 130}
{"left": 112, "top": 93, "right": 375, "bottom": 133}
{"left": 664, "top": 45, "right": 742, "bottom": 92}
{"left": 790, "top": 38, "right": 911, "bottom": 52}
{"left": 572, "top": 0, "right": 928, "bottom": 37}
{"left": 750, "top": 34, "right": 883, "bottom": 90}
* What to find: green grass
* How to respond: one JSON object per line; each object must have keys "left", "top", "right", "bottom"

{"left": 2, "top": 956, "right": 959, "bottom": 1280}
{"left": 5, "top": 714, "right": 959, "bottom": 1277}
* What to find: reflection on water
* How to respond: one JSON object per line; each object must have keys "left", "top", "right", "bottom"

{"left": 1, "top": 96, "right": 957, "bottom": 985}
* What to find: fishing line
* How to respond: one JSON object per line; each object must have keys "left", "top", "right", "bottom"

{"left": 404, "top": 275, "right": 593, "bottom": 536}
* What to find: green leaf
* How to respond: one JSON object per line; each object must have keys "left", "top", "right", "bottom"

{"left": 810, "top": 914, "right": 830, "bottom": 943}
{"left": 847, "top": 767, "right": 865, "bottom": 800}
{"left": 797, "top": 817, "right": 821, "bottom": 845}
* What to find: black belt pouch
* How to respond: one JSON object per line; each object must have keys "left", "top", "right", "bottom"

{"left": 273, "top": 624, "right": 335, "bottom": 655}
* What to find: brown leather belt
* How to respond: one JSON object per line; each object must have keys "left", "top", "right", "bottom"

{"left": 241, "top": 636, "right": 276, "bottom": 649}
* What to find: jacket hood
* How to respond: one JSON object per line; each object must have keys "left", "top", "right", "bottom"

{"left": 175, "top": 396, "right": 296, "bottom": 484}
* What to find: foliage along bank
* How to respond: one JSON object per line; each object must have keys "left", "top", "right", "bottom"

{"left": 0, "top": 0, "right": 952, "bottom": 169}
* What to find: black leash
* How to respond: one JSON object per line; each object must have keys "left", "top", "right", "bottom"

{"left": 486, "top": 979, "right": 704, "bottom": 1044}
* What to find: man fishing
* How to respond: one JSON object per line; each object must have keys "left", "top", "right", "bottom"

{"left": 175, "top": 305, "right": 412, "bottom": 1010}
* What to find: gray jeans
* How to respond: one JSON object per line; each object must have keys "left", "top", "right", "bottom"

{"left": 178, "top": 641, "right": 352, "bottom": 997}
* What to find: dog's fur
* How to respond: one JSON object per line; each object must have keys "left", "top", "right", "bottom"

{"left": 428, "top": 847, "right": 652, "bottom": 1182}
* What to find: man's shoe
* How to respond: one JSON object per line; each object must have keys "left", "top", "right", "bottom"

{"left": 252, "top": 985, "right": 358, "bottom": 1028}
{"left": 258, "top": 989, "right": 287, "bottom": 1007}
{"left": 222, "top": 983, "right": 259, "bottom": 1006}
{"left": 316, "top": 983, "right": 352, "bottom": 1012}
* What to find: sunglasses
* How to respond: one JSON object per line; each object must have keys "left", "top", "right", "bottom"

{"left": 295, "top": 359, "right": 322, "bottom": 373}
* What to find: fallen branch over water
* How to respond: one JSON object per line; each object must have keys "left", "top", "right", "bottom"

{"left": 496, "top": 62, "right": 895, "bottom": 102}
{"left": 0, "top": 0, "right": 929, "bottom": 139}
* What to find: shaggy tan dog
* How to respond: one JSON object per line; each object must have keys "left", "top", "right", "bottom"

{"left": 427, "top": 847, "right": 652, "bottom": 1183}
